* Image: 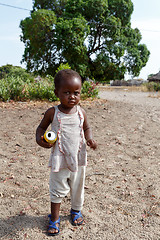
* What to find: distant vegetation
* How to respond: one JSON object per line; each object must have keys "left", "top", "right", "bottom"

{"left": 0, "top": 64, "right": 98, "bottom": 102}
{"left": 145, "top": 81, "right": 160, "bottom": 92}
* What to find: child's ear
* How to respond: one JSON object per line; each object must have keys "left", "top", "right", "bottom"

{"left": 54, "top": 89, "right": 58, "bottom": 97}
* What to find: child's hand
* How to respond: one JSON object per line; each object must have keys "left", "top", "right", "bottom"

{"left": 87, "top": 139, "right": 97, "bottom": 150}
{"left": 41, "top": 136, "right": 54, "bottom": 148}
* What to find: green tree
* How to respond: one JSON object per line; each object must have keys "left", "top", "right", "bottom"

{"left": 0, "top": 64, "right": 34, "bottom": 81}
{"left": 0, "top": 64, "right": 13, "bottom": 79}
{"left": 20, "top": 0, "right": 150, "bottom": 81}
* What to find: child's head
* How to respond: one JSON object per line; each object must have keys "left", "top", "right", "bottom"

{"left": 54, "top": 69, "right": 82, "bottom": 91}
{"left": 54, "top": 69, "right": 82, "bottom": 108}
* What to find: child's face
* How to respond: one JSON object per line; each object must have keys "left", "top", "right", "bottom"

{"left": 55, "top": 76, "right": 81, "bottom": 109}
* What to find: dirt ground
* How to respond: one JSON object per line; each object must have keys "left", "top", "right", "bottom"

{"left": 0, "top": 88, "right": 160, "bottom": 240}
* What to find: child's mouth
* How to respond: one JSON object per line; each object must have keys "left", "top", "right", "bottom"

{"left": 69, "top": 101, "right": 75, "bottom": 104}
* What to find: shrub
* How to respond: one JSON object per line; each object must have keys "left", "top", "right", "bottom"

{"left": 9, "top": 67, "right": 34, "bottom": 82}
{"left": 145, "top": 82, "right": 160, "bottom": 92}
{"left": 0, "top": 64, "right": 12, "bottom": 79}
{"left": 0, "top": 79, "right": 10, "bottom": 101}
{"left": 0, "top": 76, "right": 58, "bottom": 102}
{"left": 46, "top": 75, "right": 54, "bottom": 83}
{"left": 0, "top": 64, "right": 34, "bottom": 82}
{"left": 0, "top": 66, "right": 99, "bottom": 101}
{"left": 81, "top": 81, "right": 99, "bottom": 99}
{"left": 27, "top": 79, "right": 58, "bottom": 101}
{"left": 55, "top": 63, "right": 71, "bottom": 74}
{"left": 153, "top": 82, "right": 160, "bottom": 91}
{"left": 0, "top": 76, "right": 26, "bottom": 101}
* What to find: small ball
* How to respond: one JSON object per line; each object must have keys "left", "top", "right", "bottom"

{"left": 44, "top": 130, "right": 57, "bottom": 144}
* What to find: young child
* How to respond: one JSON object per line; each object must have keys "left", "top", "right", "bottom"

{"left": 36, "top": 69, "right": 97, "bottom": 236}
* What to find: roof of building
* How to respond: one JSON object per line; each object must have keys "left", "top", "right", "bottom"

{"left": 148, "top": 71, "right": 160, "bottom": 81}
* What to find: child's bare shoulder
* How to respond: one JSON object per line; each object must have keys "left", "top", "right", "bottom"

{"left": 44, "top": 106, "right": 55, "bottom": 122}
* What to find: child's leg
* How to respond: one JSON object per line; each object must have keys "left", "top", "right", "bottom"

{"left": 49, "top": 169, "right": 70, "bottom": 233}
{"left": 49, "top": 169, "right": 71, "bottom": 205}
{"left": 48, "top": 202, "right": 61, "bottom": 235}
{"left": 50, "top": 202, "right": 61, "bottom": 222}
{"left": 48, "top": 202, "right": 61, "bottom": 236}
{"left": 69, "top": 166, "right": 86, "bottom": 225}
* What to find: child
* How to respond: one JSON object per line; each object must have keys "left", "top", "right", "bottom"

{"left": 36, "top": 69, "right": 97, "bottom": 236}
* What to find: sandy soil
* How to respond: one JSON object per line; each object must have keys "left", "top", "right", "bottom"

{"left": 0, "top": 89, "right": 160, "bottom": 240}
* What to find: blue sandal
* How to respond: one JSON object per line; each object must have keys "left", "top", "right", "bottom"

{"left": 70, "top": 209, "right": 84, "bottom": 226}
{"left": 48, "top": 214, "right": 60, "bottom": 236}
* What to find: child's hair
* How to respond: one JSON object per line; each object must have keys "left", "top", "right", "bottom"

{"left": 54, "top": 69, "right": 82, "bottom": 90}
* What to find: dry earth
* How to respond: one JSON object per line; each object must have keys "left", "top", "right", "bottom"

{"left": 0, "top": 88, "right": 160, "bottom": 240}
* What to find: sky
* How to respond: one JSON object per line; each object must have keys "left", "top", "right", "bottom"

{"left": 0, "top": 0, "right": 160, "bottom": 80}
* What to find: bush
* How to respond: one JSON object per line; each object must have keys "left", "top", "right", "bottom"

{"left": 27, "top": 79, "right": 58, "bottom": 101}
{"left": 0, "top": 65, "right": 34, "bottom": 82}
{"left": 0, "top": 76, "right": 26, "bottom": 101}
{"left": 0, "top": 79, "right": 10, "bottom": 101}
{"left": 0, "top": 64, "right": 99, "bottom": 101}
{"left": 0, "top": 76, "right": 58, "bottom": 102}
{"left": 81, "top": 81, "right": 99, "bottom": 99}
{"left": 8, "top": 67, "right": 34, "bottom": 82}
{"left": 0, "top": 64, "right": 13, "bottom": 79}
{"left": 153, "top": 82, "right": 160, "bottom": 91}
{"left": 55, "top": 63, "right": 71, "bottom": 74}
{"left": 145, "top": 82, "right": 160, "bottom": 92}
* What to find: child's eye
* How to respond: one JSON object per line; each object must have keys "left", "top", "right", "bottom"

{"left": 65, "top": 91, "right": 70, "bottom": 95}
{"left": 75, "top": 92, "right": 80, "bottom": 96}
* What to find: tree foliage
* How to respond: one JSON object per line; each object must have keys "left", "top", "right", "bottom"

{"left": 20, "top": 0, "right": 150, "bottom": 81}
{"left": 0, "top": 64, "right": 34, "bottom": 81}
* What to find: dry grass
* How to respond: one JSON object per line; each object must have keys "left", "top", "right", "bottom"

{"left": 98, "top": 84, "right": 148, "bottom": 92}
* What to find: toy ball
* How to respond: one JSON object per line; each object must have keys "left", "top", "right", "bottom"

{"left": 44, "top": 130, "right": 57, "bottom": 144}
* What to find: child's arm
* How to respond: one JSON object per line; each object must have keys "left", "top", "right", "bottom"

{"left": 36, "top": 107, "right": 55, "bottom": 148}
{"left": 81, "top": 108, "right": 97, "bottom": 150}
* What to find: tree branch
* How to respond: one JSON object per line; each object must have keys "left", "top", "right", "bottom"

{"left": 88, "top": 25, "right": 103, "bottom": 56}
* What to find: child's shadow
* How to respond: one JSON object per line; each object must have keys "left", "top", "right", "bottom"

{"left": 0, "top": 214, "right": 69, "bottom": 239}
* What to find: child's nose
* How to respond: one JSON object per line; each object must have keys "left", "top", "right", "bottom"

{"left": 69, "top": 93, "right": 75, "bottom": 99}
